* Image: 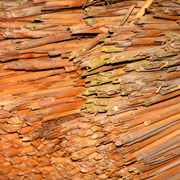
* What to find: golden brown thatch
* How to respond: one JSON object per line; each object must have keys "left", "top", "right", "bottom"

{"left": 0, "top": 0, "right": 179, "bottom": 179}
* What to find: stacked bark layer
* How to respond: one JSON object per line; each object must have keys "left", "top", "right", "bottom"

{"left": 0, "top": 0, "right": 179, "bottom": 179}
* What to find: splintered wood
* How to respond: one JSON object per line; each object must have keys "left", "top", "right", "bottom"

{"left": 0, "top": 0, "right": 179, "bottom": 179}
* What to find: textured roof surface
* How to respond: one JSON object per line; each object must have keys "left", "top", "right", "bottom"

{"left": 0, "top": 0, "right": 179, "bottom": 179}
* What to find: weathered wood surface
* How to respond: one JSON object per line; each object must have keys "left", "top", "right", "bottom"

{"left": 0, "top": 0, "right": 179, "bottom": 179}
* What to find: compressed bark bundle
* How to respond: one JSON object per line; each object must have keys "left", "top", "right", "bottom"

{"left": 0, "top": 0, "right": 179, "bottom": 179}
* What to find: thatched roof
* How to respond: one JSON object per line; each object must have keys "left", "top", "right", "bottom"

{"left": 0, "top": 0, "right": 179, "bottom": 179}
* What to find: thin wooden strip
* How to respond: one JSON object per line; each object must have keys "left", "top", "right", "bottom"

{"left": 124, "top": 123, "right": 179, "bottom": 164}
{"left": 44, "top": 0, "right": 85, "bottom": 8}
{"left": 147, "top": 159, "right": 180, "bottom": 178}
{"left": 115, "top": 114, "right": 180, "bottom": 146}
{"left": 10, "top": 5, "right": 44, "bottom": 18}
{"left": 130, "top": 0, "right": 154, "bottom": 25}
{"left": 121, "top": 5, "right": 135, "bottom": 26}
{"left": 16, "top": 33, "right": 72, "bottom": 50}
{"left": 123, "top": 103, "right": 180, "bottom": 129}
{"left": 143, "top": 90, "right": 180, "bottom": 106}
{"left": 4, "top": 58, "right": 73, "bottom": 70}
{"left": 136, "top": 130, "right": 180, "bottom": 161}
{"left": 149, "top": 163, "right": 180, "bottom": 180}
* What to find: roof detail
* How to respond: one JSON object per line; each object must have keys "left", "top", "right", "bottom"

{"left": 0, "top": 0, "right": 179, "bottom": 179}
